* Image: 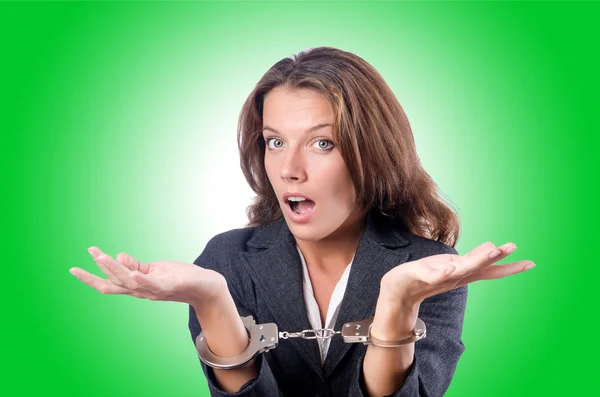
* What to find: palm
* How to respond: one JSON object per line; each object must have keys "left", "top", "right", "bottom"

{"left": 143, "top": 261, "right": 225, "bottom": 301}
{"left": 381, "top": 241, "right": 535, "bottom": 306}
{"left": 70, "top": 247, "right": 226, "bottom": 305}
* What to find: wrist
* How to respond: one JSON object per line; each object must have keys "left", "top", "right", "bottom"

{"left": 193, "top": 284, "right": 250, "bottom": 358}
{"left": 372, "top": 292, "right": 421, "bottom": 340}
{"left": 189, "top": 274, "right": 229, "bottom": 312}
{"left": 378, "top": 274, "right": 421, "bottom": 311}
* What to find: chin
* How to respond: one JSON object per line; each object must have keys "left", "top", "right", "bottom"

{"left": 286, "top": 219, "right": 346, "bottom": 243}
{"left": 286, "top": 223, "right": 321, "bottom": 242}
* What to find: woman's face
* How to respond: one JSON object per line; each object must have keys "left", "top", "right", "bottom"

{"left": 262, "top": 86, "right": 362, "bottom": 242}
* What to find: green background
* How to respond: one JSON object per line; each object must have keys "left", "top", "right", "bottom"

{"left": 2, "top": 1, "right": 597, "bottom": 396}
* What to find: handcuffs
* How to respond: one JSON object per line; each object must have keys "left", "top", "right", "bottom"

{"left": 196, "top": 315, "right": 426, "bottom": 369}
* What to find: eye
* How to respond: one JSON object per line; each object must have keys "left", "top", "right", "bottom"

{"left": 265, "top": 138, "right": 284, "bottom": 150}
{"left": 312, "top": 139, "right": 334, "bottom": 150}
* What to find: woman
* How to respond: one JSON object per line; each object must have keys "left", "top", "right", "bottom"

{"left": 70, "top": 47, "right": 535, "bottom": 397}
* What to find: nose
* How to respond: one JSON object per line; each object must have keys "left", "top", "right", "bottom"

{"left": 280, "top": 147, "right": 307, "bottom": 183}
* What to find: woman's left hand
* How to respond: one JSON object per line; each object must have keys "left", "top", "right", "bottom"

{"left": 379, "top": 241, "right": 536, "bottom": 310}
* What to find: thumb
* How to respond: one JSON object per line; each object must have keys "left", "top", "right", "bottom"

{"left": 116, "top": 252, "right": 149, "bottom": 273}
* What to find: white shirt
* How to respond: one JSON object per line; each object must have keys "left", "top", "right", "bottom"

{"left": 296, "top": 245, "right": 355, "bottom": 365}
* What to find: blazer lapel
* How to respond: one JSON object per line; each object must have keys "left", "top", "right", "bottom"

{"left": 322, "top": 214, "right": 410, "bottom": 378}
{"left": 239, "top": 218, "right": 324, "bottom": 378}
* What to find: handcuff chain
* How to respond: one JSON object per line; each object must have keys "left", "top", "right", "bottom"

{"left": 196, "top": 316, "right": 427, "bottom": 369}
{"left": 279, "top": 328, "right": 341, "bottom": 340}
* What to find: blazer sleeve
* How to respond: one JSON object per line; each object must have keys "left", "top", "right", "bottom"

{"left": 348, "top": 245, "right": 468, "bottom": 397}
{"left": 187, "top": 234, "right": 284, "bottom": 397}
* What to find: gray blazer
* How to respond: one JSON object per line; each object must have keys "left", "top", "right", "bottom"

{"left": 188, "top": 212, "right": 468, "bottom": 397}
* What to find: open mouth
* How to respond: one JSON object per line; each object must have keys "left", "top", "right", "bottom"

{"left": 288, "top": 199, "right": 316, "bottom": 215}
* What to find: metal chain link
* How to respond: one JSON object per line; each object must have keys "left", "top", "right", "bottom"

{"left": 279, "top": 328, "right": 341, "bottom": 340}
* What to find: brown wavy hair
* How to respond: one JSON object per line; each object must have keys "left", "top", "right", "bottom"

{"left": 237, "top": 46, "right": 460, "bottom": 247}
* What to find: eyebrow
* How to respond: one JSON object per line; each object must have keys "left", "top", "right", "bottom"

{"left": 262, "top": 123, "right": 332, "bottom": 135}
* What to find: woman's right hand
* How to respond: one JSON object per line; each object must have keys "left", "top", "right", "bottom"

{"left": 69, "top": 246, "right": 227, "bottom": 308}
{"left": 72, "top": 247, "right": 259, "bottom": 390}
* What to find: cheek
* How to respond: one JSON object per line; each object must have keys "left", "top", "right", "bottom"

{"left": 264, "top": 157, "right": 278, "bottom": 186}
{"left": 338, "top": 167, "right": 356, "bottom": 204}
{"left": 315, "top": 162, "right": 355, "bottom": 203}
{"left": 264, "top": 164, "right": 274, "bottom": 181}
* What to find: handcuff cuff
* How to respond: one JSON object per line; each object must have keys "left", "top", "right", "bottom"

{"left": 196, "top": 315, "right": 426, "bottom": 369}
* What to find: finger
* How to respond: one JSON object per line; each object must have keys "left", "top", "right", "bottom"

{"left": 453, "top": 242, "right": 512, "bottom": 278}
{"left": 465, "top": 242, "right": 496, "bottom": 258}
{"left": 455, "top": 260, "right": 536, "bottom": 287}
{"left": 498, "top": 242, "right": 517, "bottom": 256}
{"left": 88, "top": 246, "right": 103, "bottom": 259}
{"left": 70, "top": 267, "right": 134, "bottom": 295}
{"left": 130, "top": 270, "right": 163, "bottom": 296}
{"left": 97, "top": 253, "right": 143, "bottom": 291}
{"left": 116, "top": 252, "right": 150, "bottom": 274}
{"left": 465, "top": 242, "right": 516, "bottom": 260}
{"left": 88, "top": 247, "right": 120, "bottom": 282}
{"left": 484, "top": 242, "right": 517, "bottom": 265}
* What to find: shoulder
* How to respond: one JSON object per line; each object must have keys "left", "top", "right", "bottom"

{"left": 199, "top": 219, "right": 283, "bottom": 257}
{"left": 366, "top": 212, "right": 458, "bottom": 258}
{"left": 192, "top": 219, "right": 285, "bottom": 275}
{"left": 202, "top": 226, "right": 257, "bottom": 254}
{"left": 194, "top": 225, "right": 256, "bottom": 268}
{"left": 399, "top": 230, "right": 459, "bottom": 259}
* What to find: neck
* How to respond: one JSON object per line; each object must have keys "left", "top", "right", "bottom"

{"left": 295, "top": 214, "right": 366, "bottom": 275}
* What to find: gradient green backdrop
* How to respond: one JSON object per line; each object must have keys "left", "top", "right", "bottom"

{"left": 2, "top": 1, "right": 597, "bottom": 396}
